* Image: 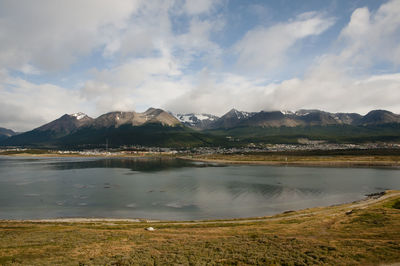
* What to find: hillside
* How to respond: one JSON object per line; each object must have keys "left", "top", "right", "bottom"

{"left": 59, "top": 123, "right": 227, "bottom": 148}
{"left": 0, "top": 127, "right": 16, "bottom": 141}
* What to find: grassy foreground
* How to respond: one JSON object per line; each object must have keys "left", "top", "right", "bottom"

{"left": 0, "top": 192, "right": 400, "bottom": 265}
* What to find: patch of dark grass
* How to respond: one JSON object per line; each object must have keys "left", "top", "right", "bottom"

{"left": 351, "top": 212, "right": 388, "bottom": 227}
{"left": 392, "top": 199, "right": 400, "bottom": 209}
{"left": 278, "top": 219, "right": 303, "bottom": 224}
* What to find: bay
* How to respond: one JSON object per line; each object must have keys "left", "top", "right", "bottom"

{"left": 0, "top": 156, "right": 399, "bottom": 220}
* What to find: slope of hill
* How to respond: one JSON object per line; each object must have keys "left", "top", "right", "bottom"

{"left": 359, "top": 110, "right": 400, "bottom": 125}
{"left": 0, "top": 127, "right": 17, "bottom": 141}
{"left": 59, "top": 123, "right": 227, "bottom": 148}
{"left": 1, "top": 113, "right": 93, "bottom": 146}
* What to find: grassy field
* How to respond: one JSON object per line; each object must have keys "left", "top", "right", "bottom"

{"left": 0, "top": 191, "right": 399, "bottom": 265}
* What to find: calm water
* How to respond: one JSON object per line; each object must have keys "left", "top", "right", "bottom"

{"left": 0, "top": 156, "right": 399, "bottom": 220}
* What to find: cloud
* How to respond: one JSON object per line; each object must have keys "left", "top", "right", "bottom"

{"left": 233, "top": 12, "right": 335, "bottom": 73}
{"left": 165, "top": 1, "right": 400, "bottom": 116}
{"left": 262, "top": 72, "right": 400, "bottom": 114}
{"left": 336, "top": 0, "right": 400, "bottom": 69}
{"left": 165, "top": 0, "right": 400, "bottom": 117}
{"left": 81, "top": 50, "right": 186, "bottom": 114}
{"left": 104, "top": 0, "right": 174, "bottom": 58}
{"left": 80, "top": 1, "right": 226, "bottom": 114}
{"left": 260, "top": 0, "right": 400, "bottom": 114}
{"left": 184, "top": 0, "right": 221, "bottom": 15}
{"left": 1, "top": 0, "right": 400, "bottom": 132}
{"left": 164, "top": 70, "right": 269, "bottom": 115}
{"left": 0, "top": 74, "right": 86, "bottom": 131}
{"left": 164, "top": 68, "right": 400, "bottom": 116}
{"left": 0, "top": 0, "right": 140, "bottom": 71}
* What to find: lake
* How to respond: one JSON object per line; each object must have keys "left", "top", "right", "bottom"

{"left": 0, "top": 156, "right": 399, "bottom": 220}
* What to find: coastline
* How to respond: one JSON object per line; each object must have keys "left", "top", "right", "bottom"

{"left": 180, "top": 156, "right": 400, "bottom": 168}
{"left": 2, "top": 152, "right": 400, "bottom": 168}
{"left": 1, "top": 191, "right": 399, "bottom": 265}
{"left": 3, "top": 190, "right": 397, "bottom": 224}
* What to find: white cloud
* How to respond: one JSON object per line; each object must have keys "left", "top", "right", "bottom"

{"left": 164, "top": 67, "right": 400, "bottom": 116}
{"left": 260, "top": 0, "right": 400, "bottom": 114}
{"left": 164, "top": 70, "right": 270, "bottom": 115}
{"left": 1, "top": 0, "right": 400, "bottom": 132}
{"left": 81, "top": 51, "right": 186, "bottom": 114}
{"left": 105, "top": 0, "right": 174, "bottom": 58}
{"left": 184, "top": 0, "right": 221, "bottom": 15}
{"left": 337, "top": 0, "right": 400, "bottom": 69}
{"left": 233, "top": 12, "right": 335, "bottom": 73}
{"left": 173, "top": 17, "right": 224, "bottom": 68}
{"left": 0, "top": 74, "right": 87, "bottom": 131}
{"left": 0, "top": 0, "right": 140, "bottom": 71}
{"left": 262, "top": 72, "right": 400, "bottom": 115}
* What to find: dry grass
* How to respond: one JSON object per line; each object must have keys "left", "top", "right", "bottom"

{"left": 0, "top": 192, "right": 399, "bottom": 265}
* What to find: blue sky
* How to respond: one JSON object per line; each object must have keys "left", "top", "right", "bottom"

{"left": 0, "top": 0, "right": 400, "bottom": 131}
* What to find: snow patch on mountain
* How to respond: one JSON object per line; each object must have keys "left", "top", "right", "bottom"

{"left": 70, "top": 112, "right": 87, "bottom": 120}
{"left": 280, "top": 110, "right": 294, "bottom": 115}
{"left": 230, "top": 109, "right": 254, "bottom": 119}
{"left": 175, "top": 113, "right": 219, "bottom": 127}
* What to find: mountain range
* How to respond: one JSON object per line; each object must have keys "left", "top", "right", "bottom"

{"left": 177, "top": 109, "right": 400, "bottom": 130}
{"left": 1, "top": 108, "right": 400, "bottom": 148}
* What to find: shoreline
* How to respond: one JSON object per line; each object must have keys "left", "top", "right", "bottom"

{"left": 2, "top": 152, "right": 400, "bottom": 168}
{"left": 1, "top": 193, "right": 399, "bottom": 264}
{"left": 2, "top": 190, "right": 395, "bottom": 224}
{"left": 180, "top": 156, "right": 400, "bottom": 168}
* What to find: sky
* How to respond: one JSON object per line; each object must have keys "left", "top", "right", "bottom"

{"left": 1, "top": 0, "right": 400, "bottom": 131}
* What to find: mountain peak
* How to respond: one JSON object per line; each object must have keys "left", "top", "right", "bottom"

{"left": 70, "top": 112, "right": 88, "bottom": 120}
{"left": 280, "top": 110, "right": 294, "bottom": 115}
{"left": 295, "top": 109, "right": 322, "bottom": 116}
{"left": 360, "top": 109, "right": 400, "bottom": 125}
{"left": 145, "top": 107, "right": 158, "bottom": 113}
{"left": 175, "top": 113, "right": 219, "bottom": 129}
{"left": 0, "top": 127, "right": 16, "bottom": 139}
{"left": 227, "top": 108, "right": 240, "bottom": 115}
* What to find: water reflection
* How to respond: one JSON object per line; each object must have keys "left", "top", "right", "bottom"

{"left": 0, "top": 156, "right": 399, "bottom": 220}
{"left": 46, "top": 157, "right": 222, "bottom": 172}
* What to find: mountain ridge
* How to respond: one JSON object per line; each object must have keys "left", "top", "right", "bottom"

{"left": 201, "top": 109, "right": 400, "bottom": 129}
{"left": 0, "top": 127, "right": 17, "bottom": 141}
{"left": 1, "top": 108, "right": 400, "bottom": 147}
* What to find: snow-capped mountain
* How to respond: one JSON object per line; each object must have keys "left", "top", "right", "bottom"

{"left": 2, "top": 107, "right": 400, "bottom": 147}
{"left": 71, "top": 112, "right": 88, "bottom": 120}
{"left": 208, "top": 108, "right": 255, "bottom": 129}
{"left": 92, "top": 108, "right": 180, "bottom": 128}
{"left": 175, "top": 113, "right": 219, "bottom": 129}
